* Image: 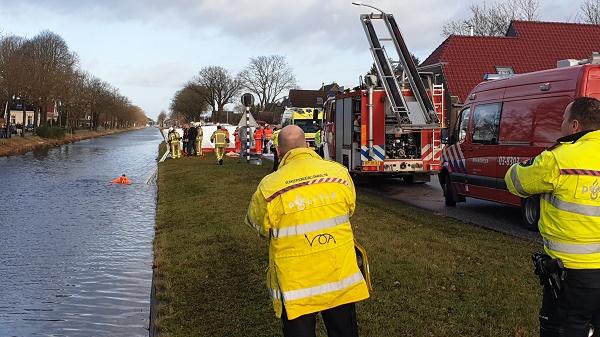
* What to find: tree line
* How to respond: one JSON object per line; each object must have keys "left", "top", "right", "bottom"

{"left": 166, "top": 55, "right": 297, "bottom": 126}
{"left": 0, "top": 30, "right": 147, "bottom": 131}
{"left": 443, "top": 0, "right": 600, "bottom": 37}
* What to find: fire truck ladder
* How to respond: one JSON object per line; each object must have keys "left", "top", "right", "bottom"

{"left": 360, "top": 13, "right": 439, "bottom": 129}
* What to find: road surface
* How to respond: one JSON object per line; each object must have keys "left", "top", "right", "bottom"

{"left": 358, "top": 178, "right": 541, "bottom": 242}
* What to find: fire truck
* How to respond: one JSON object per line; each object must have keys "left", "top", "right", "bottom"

{"left": 322, "top": 12, "right": 445, "bottom": 182}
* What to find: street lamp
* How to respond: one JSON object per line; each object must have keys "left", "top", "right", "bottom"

{"left": 351, "top": 2, "right": 386, "bottom": 14}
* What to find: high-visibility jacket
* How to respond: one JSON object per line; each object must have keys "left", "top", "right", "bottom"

{"left": 505, "top": 130, "right": 600, "bottom": 269}
{"left": 314, "top": 129, "right": 322, "bottom": 146}
{"left": 211, "top": 129, "right": 228, "bottom": 147}
{"left": 264, "top": 127, "right": 273, "bottom": 140}
{"left": 245, "top": 148, "right": 370, "bottom": 319}
{"left": 254, "top": 128, "right": 264, "bottom": 140}
{"left": 272, "top": 130, "right": 280, "bottom": 147}
{"left": 168, "top": 130, "right": 181, "bottom": 142}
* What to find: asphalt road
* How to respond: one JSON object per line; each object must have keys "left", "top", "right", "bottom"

{"left": 358, "top": 178, "right": 542, "bottom": 242}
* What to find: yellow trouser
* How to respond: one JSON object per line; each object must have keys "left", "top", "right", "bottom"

{"left": 170, "top": 142, "right": 181, "bottom": 158}
{"left": 215, "top": 146, "right": 225, "bottom": 161}
{"left": 195, "top": 137, "right": 203, "bottom": 156}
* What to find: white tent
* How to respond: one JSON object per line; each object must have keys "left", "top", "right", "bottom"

{"left": 237, "top": 113, "right": 258, "bottom": 127}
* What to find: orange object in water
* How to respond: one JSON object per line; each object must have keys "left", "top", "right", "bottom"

{"left": 112, "top": 175, "right": 132, "bottom": 185}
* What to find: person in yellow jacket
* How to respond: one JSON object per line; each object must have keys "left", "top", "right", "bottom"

{"left": 505, "top": 97, "right": 600, "bottom": 337}
{"left": 245, "top": 125, "right": 369, "bottom": 337}
{"left": 168, "top": 127, "right": 182, "bottom": 159}
{"left": 210, "top": 124, "right": 229, "bottom": 165}
{"left": 195, "top": 123, "right": 204, "bottom": 156}
{"left": 270, "top": 127, "right": 280, "bottom": 172}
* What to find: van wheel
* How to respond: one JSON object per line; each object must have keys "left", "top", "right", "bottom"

{"left": 443, "top": 174, "right": 457, "bottom": 207}
{"left": 521, "top": 196, "right": 540, "bottom": 231}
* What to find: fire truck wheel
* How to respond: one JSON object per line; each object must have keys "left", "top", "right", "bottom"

{"left": 521, "top": 196, "right": 540, "bottom": 231}
{"left": 443, "top": 174, "right": 457, "bottom": 207}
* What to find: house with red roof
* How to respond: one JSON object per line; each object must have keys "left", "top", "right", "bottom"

{"left": 419, "top": 20, "right": 600, "bottom": 127}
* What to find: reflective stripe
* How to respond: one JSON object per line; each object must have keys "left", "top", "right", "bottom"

{"left": 245, "top": 213, "right": 261, "bottom": 232}
{"left": 510, "top": 166, "right": 530, "bottom": 196}
{"left": 542, "top": 194, "right": 600, "bottom": 217}
{"left": 270, "top": 289, "right": 281, "bottom": 300}
{"left": 544, "top": 238, "right": 600, "bottom": 254}
{"left": 282, "top": 271, "right": 364, "bottom": 301}
{"left": 271, "top": 214, "right": 350, "bottom": 238}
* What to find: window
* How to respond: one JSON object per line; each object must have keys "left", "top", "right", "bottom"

{"left": 472, "top": 103, "right": 501, "bottom": 144}
{"left": 455, "top": 107, "right": 470, "bottom": 143}
{"left": 495, "top": 66, "right": 514, "bottom": 75}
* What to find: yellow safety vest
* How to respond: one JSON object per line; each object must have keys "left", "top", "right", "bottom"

{"left": 505, "top": 130, "right": 600, "bottom": 269}
{"left": 245, "top": 148, "right": 369, "bottom": 319}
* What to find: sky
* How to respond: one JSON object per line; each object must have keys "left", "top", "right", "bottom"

{"left": 0, "top": 0, "right": 585, "bottom": 120}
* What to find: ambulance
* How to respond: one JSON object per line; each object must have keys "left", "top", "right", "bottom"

{"left": 440, "top": 54, "right": 600, "bottom": 229}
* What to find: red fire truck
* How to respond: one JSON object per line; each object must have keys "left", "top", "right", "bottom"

{"left": 440, "top": 54, "right": 600, "bottom": 229}
{"left": 322, "top": 13, "right": 445, "bottom": 182}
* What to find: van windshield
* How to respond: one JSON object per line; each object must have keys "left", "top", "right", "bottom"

{"left": 294, "top": 120, "right": 320, "bottom": 133}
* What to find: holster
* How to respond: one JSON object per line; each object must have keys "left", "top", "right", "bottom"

{"left": 532, "top": 252, "right": 565, "bottom": 300}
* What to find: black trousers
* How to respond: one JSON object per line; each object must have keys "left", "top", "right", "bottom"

{"left": 540, "top": 269, "right": 600, "bottom": 337}
{"left": 281, "top": 303, "right": 358, "bottom": 337}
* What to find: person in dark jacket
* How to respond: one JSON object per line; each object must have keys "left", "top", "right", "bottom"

{"left": 188, "top": 125, "right": 198, "bottom": 156}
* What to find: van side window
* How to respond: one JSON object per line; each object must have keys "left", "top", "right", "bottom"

{"left": 455, "top": 107, "right": 470, "bottom": 143}
{"left": 472, "top": 103, "right": 501, "bottom": 145}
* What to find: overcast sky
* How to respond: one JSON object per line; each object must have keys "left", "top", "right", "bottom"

{"left": 0, "top": 0, "right": 585, "bottom": 119}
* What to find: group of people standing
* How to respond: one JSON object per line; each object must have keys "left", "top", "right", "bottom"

{"left": 167, "top": 123, "right": 203, "bottom": 159}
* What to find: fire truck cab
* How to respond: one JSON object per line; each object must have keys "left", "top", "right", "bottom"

{"left": 440, "top": 59, "right": 600, "bottom": 229}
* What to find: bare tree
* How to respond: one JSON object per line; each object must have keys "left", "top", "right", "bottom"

{"left": 239, "top": 55, "right": 297, "bottom": 110}
{"left": 170, "top": 84, "right": 208, "bottom": 122}
{"left": 580, "top": 0, "right": 600, "bottom": 24}
{"left": 192, "top": 66, "right": 241, "bottom": 120}
{"left": 21, "top": 31, "right": 77, "bottom": 126}
{"left": 442, "top": 0, "right": 540, "bottom": 37}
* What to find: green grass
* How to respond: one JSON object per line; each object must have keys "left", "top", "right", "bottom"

{"left": 154, "top": 155, "right": 540, "bottom": 337}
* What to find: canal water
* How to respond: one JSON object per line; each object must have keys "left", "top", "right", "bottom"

{"left": 0, "top": 128, "right": 162, "bottom": 337}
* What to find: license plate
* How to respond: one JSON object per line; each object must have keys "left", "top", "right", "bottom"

{"left": 363, "top": 160, "right": 380, "bottom": 166}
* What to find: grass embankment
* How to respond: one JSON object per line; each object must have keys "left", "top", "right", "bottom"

{"left": 154, "top": 154, "right": 540, "bottom": 337}
{"left": 0, "top": 128, "right": 140, "bottom": 157}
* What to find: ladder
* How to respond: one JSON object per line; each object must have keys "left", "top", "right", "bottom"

{"left": 359, "top": 13, "right": 440, "bottom": 129}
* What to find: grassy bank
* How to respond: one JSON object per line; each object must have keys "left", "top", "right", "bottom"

{"left": 0, "top": 127, "right": 141, "bottom": 157}
{"left": 154, "top": 154, "right": 541, "bottom": 337}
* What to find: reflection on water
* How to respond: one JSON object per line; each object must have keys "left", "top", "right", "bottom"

{"left": 0, "top": 128, "right": 161, "bottom": 337}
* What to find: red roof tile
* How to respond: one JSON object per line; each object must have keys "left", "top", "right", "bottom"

{"left": 421, "top": 21, "right": 600, "bottom": 102}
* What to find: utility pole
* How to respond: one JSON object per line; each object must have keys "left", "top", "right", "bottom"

{"left": 241, "top": 93, "right": 254, "bottom": 163}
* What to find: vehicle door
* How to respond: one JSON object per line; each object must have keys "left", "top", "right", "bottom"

{"left": 444, "top": 106, "right": 471, "bottom": 197}
{"left": 466, "top": 103, "right": 502, "bottom": 200}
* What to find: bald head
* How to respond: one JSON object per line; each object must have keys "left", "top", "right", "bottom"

{"left": 277, "top": 125, "right": 307, "bottom": 156}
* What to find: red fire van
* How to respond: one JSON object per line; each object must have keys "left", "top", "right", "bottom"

{"left": 440, "top": 61, "right": 600, "bottom": 229}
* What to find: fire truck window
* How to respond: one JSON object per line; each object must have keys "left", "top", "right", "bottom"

{"left": 456, "top": 107, "right": 470, "bottom": 143}
{"left": 472, "top": 103, "right": 501, "bottom": 145}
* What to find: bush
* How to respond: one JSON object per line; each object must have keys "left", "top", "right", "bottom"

{"left": 36, "top": 126, "right": 66, "bottom": 139}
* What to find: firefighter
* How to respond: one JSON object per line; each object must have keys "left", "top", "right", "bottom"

{"left": 314, "top": 124, "right": 323, "bottom": 157}
{"left": 504, "top": 97, "right": 600, "bottom": 337}
{"left": 254, "top": 125, "right": 264, "bottom": 154}
{"left": 245, "top": 125, "right": 370, "bottom": 337}
{"left": 271, "top": 127, "right": 280, "bottom": 172}
{"left": 195, "top": 123, "right": 204, "bottom": 156}
{"left": 168, "top": 127, "right": 182, "bottom": 159}
{"left": 210, "top": 124, "right": 229, "bottom": 165}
